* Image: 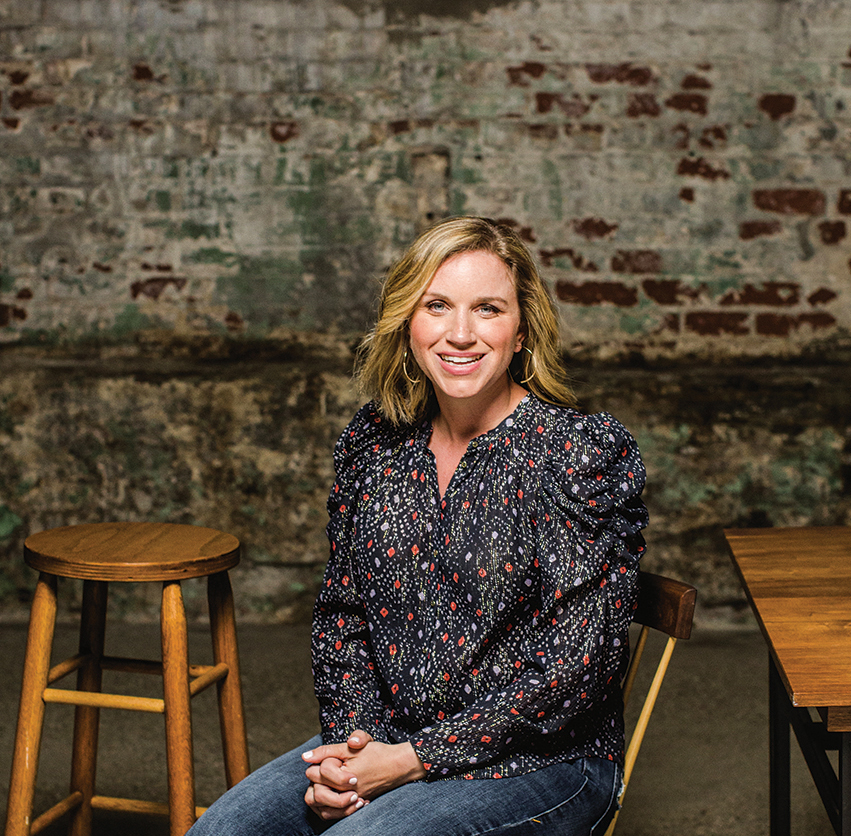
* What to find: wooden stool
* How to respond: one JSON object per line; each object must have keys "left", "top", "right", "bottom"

{"left": 4, "top": 522, "right": 250, "bottom": 836}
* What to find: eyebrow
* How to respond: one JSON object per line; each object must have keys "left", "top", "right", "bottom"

{"left": 421, "top": 293, "right": 511, "bottom": 306}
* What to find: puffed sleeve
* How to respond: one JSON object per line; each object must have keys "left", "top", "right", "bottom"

{"left": 311, "top": 404, "right": 393, "bottom": 743}
{"left": 412, "top": 411, "right": 647, "bottom": 777}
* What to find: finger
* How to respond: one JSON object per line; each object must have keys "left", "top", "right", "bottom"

{"left": 318, "top": 758, "right": 359, "bottom": 790}
{"left": 346, "top": 730, "right": 374, "bottom": 749}
{"left": 302, "top": 742, "right": 350, "bottom": 765}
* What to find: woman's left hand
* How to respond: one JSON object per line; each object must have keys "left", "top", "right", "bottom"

{"left": 303, "top": 730, "right": 427, "bottom": 807}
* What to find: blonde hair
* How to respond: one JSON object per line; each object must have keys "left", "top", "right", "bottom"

{"left": 356, "top": 216, "right": 576, "bottom": 425}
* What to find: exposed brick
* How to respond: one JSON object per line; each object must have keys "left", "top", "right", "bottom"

{"left": 672, "top": 123, "right": 690, "bottom": 148}
{"left": 585, "top": 63, "right": 654, "bottom": 86}
{"left": 93, "top": 262, "right": 113, "bottom": 272}
{"left": 758, "top": 93, "right": 796, "bottom": 120}
{"left": 677, "top": 157, "right": 730, "bottom": 181}
{"left": 506, "top": 62, "right": 547, "bottom": 86}
{"left": 535, "top": 92, "right": 593, "bottom": 118}
{"left": 571, "top": 217, "right": 618, "bottom": 240}
{"left": 495, "top": 218, "right": 536, "bottom": 242}
{"left": 679, "top": 187, "right": 695, "bottom": 202}
{"left": 3, "top": 118, "right": 20, "bottom": 129}
{"left": 555, "top": 280, "right": 638, "bottom": 306}
{"left": 755, "top": 312, "right": 836, "bottom": 336}
{"left": 130, "top": 277, "right": 188, "bottom": 300}
{"left": 684, "top": 312, "right": 749, "bottom": 336}
{"left": 16, "top": 288, "right": 33, "bottom": 300}
{"left": 539, "top": 248, "right": 598, "bottom": 271}
{"left": 642, "top": 279, "right": 701, "bottom": 305}
{"left": 665, "top": 93, "right": 708, "bottom": 115}
{"left": 611, "top": 249, "right": 662, "bottom": 274}
{"left": 9, "top": 89, "right": 55, "bottom": 109}
{"left": 838, "top": 190, "right": 851, "bottom": 214}
{"left": 626, "top": 93, "right": 660, "bottom": 118}
{"left": 8, "top": 69, "right": 29, "bottom": 84}
{"left": 753, "top": 189, "right": 826, "bottom": 215}
{"left": 132, "top": 62, "right": 160, "bottom": 82}
{"left": 719, "top": 282, "right": 800, "bottom": 306}
{"left": 818, "top": 220, "right": 846, "bottom": 244}
{"left": 526, "top": 123, "right": 558, "bottom": 139}
{"left": 739, "top": 220, "right": 782, "bottom": 240}
{"left": 808, "top": 288, "right": 838, "bottom": 305}
{"left": 681, "top": 74, "right": 712, "bottom": 90}
{"left": 225, "top": 311, "right": 244, "bottom": 332}
{"left": 698, "top": 125, "right": 727, "bottom": 149}
{"left": 0, "top": 304, "right": 27, "bottom": 326}
{"left": 270, "top": 121, "right": 299, "bottom": 142}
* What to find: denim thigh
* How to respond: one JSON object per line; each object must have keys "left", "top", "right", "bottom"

{"left": 189, "top": 739, "right": 619, "bottom": 836}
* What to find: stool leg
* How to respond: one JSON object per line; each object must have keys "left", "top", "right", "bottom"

{"left": 4, "top": 573, "right": 57, "bottom": 836}
{"left": 69, "top": 580, "right": 108, "bottom": 836}
{"left": 208, "top": 571, "right": 250, "bottom": 786}
{"left": 161, "top": 580, "right": 196, "bottom": 836}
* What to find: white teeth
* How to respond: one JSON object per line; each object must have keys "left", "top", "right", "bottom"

{"left": 441, "top": 355, "right": 480, "bottom": 365}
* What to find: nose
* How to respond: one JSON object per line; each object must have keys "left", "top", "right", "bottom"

{"left": 447, "top": 310, "right": 474, "bottom": 345}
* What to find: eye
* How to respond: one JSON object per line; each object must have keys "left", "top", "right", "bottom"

{"left": 478, "top": 304, "right": 500, "bottom": 316}
{"left": 425, "top": 300, "right": 448, "bottom": 313}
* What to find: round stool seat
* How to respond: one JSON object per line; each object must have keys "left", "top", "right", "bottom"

{"left": 24, "top": 522, "right": 240, "bottom": 582}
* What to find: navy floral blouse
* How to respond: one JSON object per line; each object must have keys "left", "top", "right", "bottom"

{"left": 311, "top": 393, "right": 648, "bottom": 781}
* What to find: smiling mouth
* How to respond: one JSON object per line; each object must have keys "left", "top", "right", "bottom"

{"left": 440, "top": 354, "right": 483, "bottom": 366}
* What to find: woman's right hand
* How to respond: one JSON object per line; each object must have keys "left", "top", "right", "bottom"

{"left": 303, "top": 731, "right": 373, "bottom": 821}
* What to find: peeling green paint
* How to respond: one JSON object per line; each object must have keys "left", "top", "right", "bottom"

{"left": 0, "top": 506, "right": 22, "bottom": 540}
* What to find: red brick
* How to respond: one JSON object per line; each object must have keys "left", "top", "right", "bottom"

{"left": 626, "top": 93, "right": 660, "bottom": 118}
{"left": 755, "top": 312, "right": 836, "bottom": 336}
{"left": 9, "top": 89, "right": 55, "bottom": 109}
{"left": 739, "top": 220, "right": 782, "bottom": 240}
{"left": 585, "top": 63, "right": 654, "bottom": 86}
{"left": 611, "top": 250, "right": 662, "bottom": 274}
{"left": 665, "top": 93, "right": 708, "bottom": 115}
{"left": 808, "top": 288, "right": 837, "bottom": 305}
{"left": 539, "top": 248, "right": 598, "bottom": 271}
{"left": 270, "top": 121, "right": 299, "bottom": 142}
{"left": 571, "top": 218, "right": 618, "bottom": 240}
{"left": 684, "top": 312, "right": 749, "bottom": 336}
{"left": 753, "top": 189, "right": 826, "bottom": 215}
{"left": 642, "top": 279, "right": 701, "bottom": 305}
{"left": 698, "top": 125, "right": 727, "bottom": 149}
{"left": 818, "top": 220, "right": 846, "bottom": 244}
{"left": 838, "top": 190, "right": 851, "bottom": 214}
{"left": 130, "top": 277, "right": 188, "bottom": 301}
{"left": 681, "top": 74, "right": 712, "bottom": 90}
{"left": 535, "top": 92, "right": 593, "bottom": 118}
{"left": 758, "top": 93, "right": 796, "bottom": 120}
{"left": 0, "top": 304, "right": 27, "bottom": 326}
{"left": 506, "top": 62, "right": 547, "bottom": 86}
{"left": 679, "top": 187, "right": 695, "bottom": 202}
{"left": 677, "top": 157, "right": 730, "bottom": 181}
{"left": 526, "top": 123, "right": 559, "bottom": 140}
{"left": 719, "top": 282, "right": 799, "bottom": 306}
{"left": 555, "top": 280, "right": 638, "bottom": 306}
{"left": 495, "top": 218, "right": 537, "bottom": 242}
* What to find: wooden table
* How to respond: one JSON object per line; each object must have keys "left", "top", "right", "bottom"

{"left": 725, "top": 526, "right": 851, "bottom": 836}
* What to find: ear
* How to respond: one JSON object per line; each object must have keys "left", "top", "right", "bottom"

{"left": 514, "top": 328, "right": 525, "bottom": 353}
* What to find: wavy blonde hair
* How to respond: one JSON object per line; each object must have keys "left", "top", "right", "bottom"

{"left": 356, "top": 216, "right": 576, "bottom": 425}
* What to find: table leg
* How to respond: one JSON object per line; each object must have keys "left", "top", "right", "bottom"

{"left": 769, "top": 656, "right": 791, "bottom": 836}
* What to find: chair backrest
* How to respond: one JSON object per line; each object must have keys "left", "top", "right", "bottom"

{"left": 604, "top": 571, "right": 697, "bottom": 836}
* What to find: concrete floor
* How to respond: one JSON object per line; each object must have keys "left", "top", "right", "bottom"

{"left": 0, "top": 614, "right": 836, "bottom": 835}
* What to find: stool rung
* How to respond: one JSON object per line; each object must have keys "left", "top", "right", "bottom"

{"left": 190, "top": 662, "right": 229, "bottom": 696}
{"left": 91, "top": 795, "right": 208, "bottom": 818}
{"left": 30, "top": 791, "right": 83, "bottom": 834}
{"left": 43, "top": 687, "right": 165, "bottom": 713}
{"left": 48, "top": 653, "right": 87, "bottom": 684}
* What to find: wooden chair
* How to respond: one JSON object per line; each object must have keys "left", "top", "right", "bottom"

{"left": 604, "top": 571, "right": 697, "bottom": 836}
{"left": 4, "top": 522, "right": 250, "bottom": 836}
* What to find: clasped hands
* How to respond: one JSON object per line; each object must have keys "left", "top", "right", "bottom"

{"left": 302, "top": 731, "right": 427, "bottom": 821}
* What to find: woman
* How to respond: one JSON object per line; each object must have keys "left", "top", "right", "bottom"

{"left": 189, "top": 216, "right": 648, "bottom": 836}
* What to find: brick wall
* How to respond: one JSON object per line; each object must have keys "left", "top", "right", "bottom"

{"left": 0, "top": 0, "right": 849, "bottom": 621}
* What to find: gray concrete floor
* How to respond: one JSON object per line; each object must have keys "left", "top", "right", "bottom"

{"left": 0, "top": 615, "right": 836, "bottom": 835}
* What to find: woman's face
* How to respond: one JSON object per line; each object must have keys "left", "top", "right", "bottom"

{"left": 408, "top": 250, "right": 524, "bottom": 408}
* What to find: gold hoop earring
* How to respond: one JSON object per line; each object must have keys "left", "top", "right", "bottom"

{"left": 520, "top": 346, "right": 536, "bottom": 384}
{"left": 402, "top": 351, "right": 421, "bottom": 385}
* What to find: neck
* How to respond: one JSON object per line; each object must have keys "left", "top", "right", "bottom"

{"left": 432, "top": 377, "right": 528, "bottom": 446}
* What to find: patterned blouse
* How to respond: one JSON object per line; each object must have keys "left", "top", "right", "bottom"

{"left": 311, "top": 393, "right": 648, "bottom": 781}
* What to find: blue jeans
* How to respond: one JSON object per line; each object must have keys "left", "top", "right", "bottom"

{"left": 188, "top": 735, "right": 620, "bottom": 836}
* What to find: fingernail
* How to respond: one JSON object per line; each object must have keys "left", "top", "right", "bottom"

{"left": 302, "top": 751, "right": 313, "bottom": 759}
{"left": 348, "top": 776, "right": 358, "bottom": 785}
{"left": 349, "top": 793, "right": 358, "bottom": 804}
{"left": 355, "top": 800, "right": 364, "bottom": 810}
